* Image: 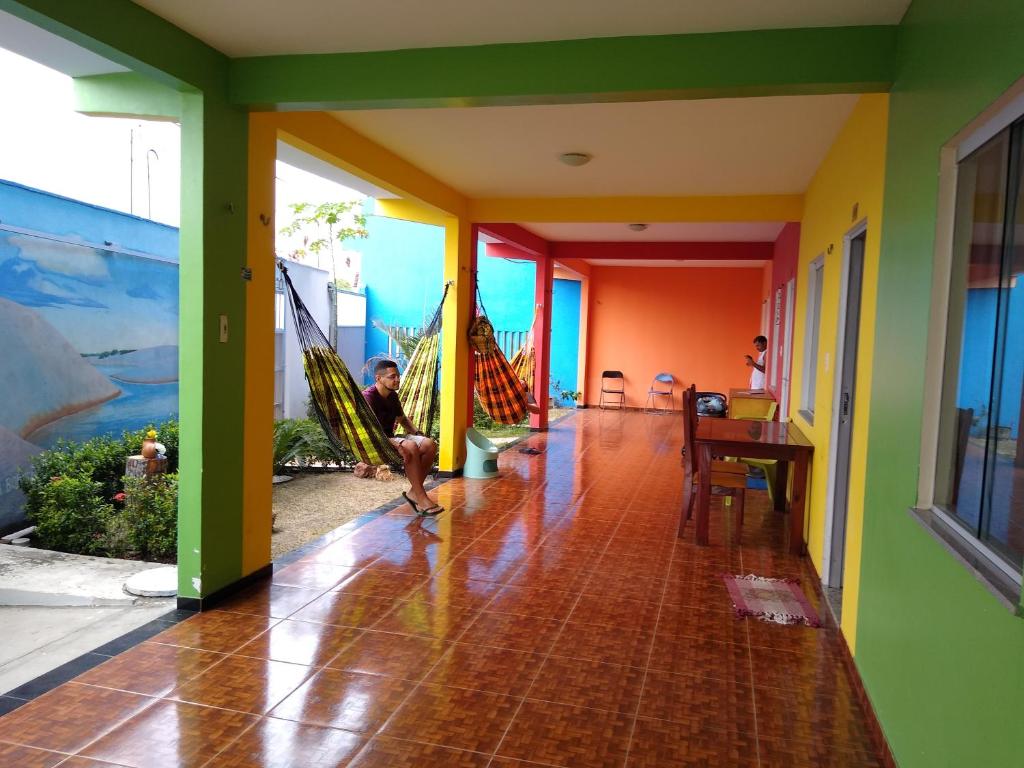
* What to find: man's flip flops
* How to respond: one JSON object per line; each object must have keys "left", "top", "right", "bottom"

{"left": 402, "top": 492, "right": 444, "bottom": 517}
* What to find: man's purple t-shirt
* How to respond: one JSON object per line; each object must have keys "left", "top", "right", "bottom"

{"left": 362, "top": 385, "right": 404, "bottom": 437}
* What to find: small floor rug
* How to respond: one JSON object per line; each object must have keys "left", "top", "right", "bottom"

{"left": 722, "top": 574, "right": 822, "bottom": 627}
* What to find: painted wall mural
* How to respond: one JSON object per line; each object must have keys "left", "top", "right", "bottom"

{"left": 0, "top": 228, "right": 178, "bottom": 529}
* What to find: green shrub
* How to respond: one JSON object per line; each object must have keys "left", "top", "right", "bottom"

{"left": 274, "top": 417, "right": 356, "bottom": 471}
{"left": 19, "top": 435, "right": 125, "bottom": 519}
{"left": 119, "top": 473, "right": 178, "bottom": 561}
{"left": 31, "top": 476, "right": 113, "bottom": 555}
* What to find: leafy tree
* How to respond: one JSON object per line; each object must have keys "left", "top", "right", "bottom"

{"left": 279, "top": 201, "right": 367, "bottom": 289}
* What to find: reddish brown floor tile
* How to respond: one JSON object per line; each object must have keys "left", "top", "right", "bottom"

{"left": 458, "top": 611, "right": 563, "bottom": 653}
{"left": 234, "top": 619, "right": 362, "bottom": 667}
{"left": 626, "top": 716, "right": 759, "bottom": 767}
{"left": 272, "top": 562, "right": 357, "bottom": 590}
{"left": 287, "top": 591, "right": 400, "bottom": 628}
{"left": 0, "top": 412, "right": 890, "bottom": 768}
{"left": 549, "top": 620, "right": 654, "bottom": 668}
{"left": 170, "top": 654, "right": 312, "bottom": 715}
{"left": 79, "top": 700, "right": 256, "bottom": 768}
{"left": 0, "top": 743, "right": 66, "bottom": 767}
{"left": 425, "top": 643, "right": 543, "bottom": 696}
{"left": 497, "top": 699, "right": 632, "bottom": 768}
{"left": 269, "top": 668, "right": 415, "bottom": 733}
{"left": 528, "top": 655, "right": 645, "bottom": 714}
{"left": 346, "top": 736, "right": 490, "bottom": 768}
{"left": 0, "top": 684, "right": 152, "bottom": 753}
{"left": 75, "top": 643, "right": 226, "bottom": 697}
{"left": 326, "top": 630, "right": 447, "bottom": 680}
{"left": 210, "top": 583, "right": 323, "bottom": 619}
{"left": 381, "top": 683, "right": 519, "bottom": 753}
{"left": 372, "top": 601, "right": 480, "bottom": 640}
{"left": 203, "top": 718, "right": 365, "bottom": 767}
{"left": 638, "top": 668, "right": 756, "bottom": 732}
{"left": 334, "top": 569, "right": 426, "bottom": 599}
{"left": 149, "top": 612, "right": 278, "bottom": 654}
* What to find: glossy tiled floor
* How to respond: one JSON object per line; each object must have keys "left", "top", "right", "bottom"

{"left": 0, "top": 411, "right": 887, "bottom": 767}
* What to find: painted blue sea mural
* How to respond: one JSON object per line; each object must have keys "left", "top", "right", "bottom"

{"left": 0, "top": 181, "right": 179, "bottom": 529}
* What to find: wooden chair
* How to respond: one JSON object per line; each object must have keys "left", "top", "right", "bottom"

{"left": 679, "top": 387, "right": 748, "bottom": 540}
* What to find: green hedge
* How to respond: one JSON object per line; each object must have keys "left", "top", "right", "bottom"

{"left": 18, "top": 419, "right": 179, "bottom": 561}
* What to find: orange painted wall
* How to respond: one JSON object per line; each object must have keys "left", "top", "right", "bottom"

{"left": 585, "top": 266, "right": 764, "bottom": 407}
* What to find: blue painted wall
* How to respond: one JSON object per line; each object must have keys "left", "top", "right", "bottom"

{"left": 358, "top": 212, "right": 580, "bottom": 402}
{"left": 0, "top": 180, "right": 179, "bottom": 528}
{"left": 957, "top": 284, "right": 1024, "bottom": 438}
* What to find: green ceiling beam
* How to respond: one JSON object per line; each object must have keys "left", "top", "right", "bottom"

{"left": 0, "top": 0, "right": 227, "bottom": 92}
{"left": 73, "top": 72, "right": 182, "bottom": 120}
{"left": 230, "top": 25, "right": 898, "bottom": 110}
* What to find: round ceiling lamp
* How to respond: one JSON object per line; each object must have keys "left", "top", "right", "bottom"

{"left": 558, "top": 152, "right": 592, "bottom": 167}
{"left": 628, "top": 223, "right": 648, "bottom": 232}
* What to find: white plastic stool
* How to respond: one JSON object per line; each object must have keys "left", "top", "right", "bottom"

{"left": 464, "top": 427, "right": 500, "bottom": 478}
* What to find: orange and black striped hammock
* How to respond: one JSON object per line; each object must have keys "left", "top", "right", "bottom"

{"left": 470, "top": 314, "right": 529, "bottom": 425}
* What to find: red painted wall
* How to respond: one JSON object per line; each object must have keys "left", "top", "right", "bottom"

{"left": 585, "top": 266, "right": 764, "bottom": 408}
{"left": 765, "top": 223, "right": 801, "bottom": 411}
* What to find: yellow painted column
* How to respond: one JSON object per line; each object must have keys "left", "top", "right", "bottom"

{"left": 241, "top": 114, "right": 276, "bottom": 573}
{"left": 438, "top": 218, "right": 475, "bottom": 471}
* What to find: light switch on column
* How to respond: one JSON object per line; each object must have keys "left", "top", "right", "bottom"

{"left": 219, "top": 314, "right": 228, "bottom": 343}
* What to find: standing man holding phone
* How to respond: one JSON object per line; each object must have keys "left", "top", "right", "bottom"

{"left": 745, "top": 336, "right": 768, "bottom": 390}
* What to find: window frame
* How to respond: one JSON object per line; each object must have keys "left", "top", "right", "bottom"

{"left": 799, "top": 255, "right": 825, "bottom": 424}
{"left": 916, "top": 81, "right": 1024, "bottom": 609}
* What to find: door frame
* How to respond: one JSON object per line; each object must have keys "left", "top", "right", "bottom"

{"left": 779, "top": 277, "right": 796, "bottom": 421}
{"left": 822, "top": 218, "right": 868, "bottom": 587}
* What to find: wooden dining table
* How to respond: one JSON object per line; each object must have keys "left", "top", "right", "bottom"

{"left": 694, "top": 417, "right": 814, "bottom": 555}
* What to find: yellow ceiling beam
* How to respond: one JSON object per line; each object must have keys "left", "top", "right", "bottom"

{"left": 268, "top": 112, "right": 468, "bottom": 218}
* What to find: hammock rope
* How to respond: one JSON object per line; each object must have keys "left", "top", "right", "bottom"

{"left": 509, "top": 307, "right": 538, "bottom": 393}
{"left": 397, "top": 282, "right": 450, "bottom": 438}
{"left": 278, "top": 262, "right": 403, "bottom": 467}
{"left": 471, "top": 285, "right": 529, "bottom": 425}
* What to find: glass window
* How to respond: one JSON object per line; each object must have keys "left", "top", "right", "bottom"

{"left": 936, "top": 120, "right": 1024, "bottom": 572}
{"left": 801, "top": 257, "right": 825, "bottom": 420}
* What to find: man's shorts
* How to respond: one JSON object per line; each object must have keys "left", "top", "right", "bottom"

{"left": 390, "top": 434, "right": 433, "bottom": 449}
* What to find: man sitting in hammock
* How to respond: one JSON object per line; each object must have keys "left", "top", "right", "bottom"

{"left": 363, "top": 359, "right": 443, "bottom": 516}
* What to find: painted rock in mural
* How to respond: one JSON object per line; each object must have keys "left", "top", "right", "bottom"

{"left": 0, "top": 298, "right": 121, "bottom": 437}
{"left": 0, "top": 426, "right": 41, "bottom": 530}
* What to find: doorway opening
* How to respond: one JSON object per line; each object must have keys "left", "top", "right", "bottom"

{"left": 823, "top": 224, "right": 867, "bottom": 619}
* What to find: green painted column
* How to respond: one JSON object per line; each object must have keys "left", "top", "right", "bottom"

{"left": 2, "top": 0, "right": 256, "bottom": 603}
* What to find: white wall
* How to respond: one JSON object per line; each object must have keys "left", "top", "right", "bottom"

{"left": 281, "top": 262, "right": 330, "bottom": 419}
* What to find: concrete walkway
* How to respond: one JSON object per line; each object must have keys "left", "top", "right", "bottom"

{"left": 0, "top": 546, "right": 175, "bottom": 695}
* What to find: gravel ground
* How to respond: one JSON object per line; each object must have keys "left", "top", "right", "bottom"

{"left": 271, "top": 471, "right": 408, "bottom": 560}
{"left": 270, "top": 409, "right": 578, "bottom": 560}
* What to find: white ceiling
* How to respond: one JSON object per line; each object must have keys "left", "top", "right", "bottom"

{"left": 0, "top": 10, "right": 126, "bottom": 76}
{"left": 528, "top": 222, "right": 785, "bottom": 242}
{"left": 334, "top": 95, "right": 858, "bottom": 198}
{"left": 130, "top": 0, "right": 911, "bottom": 56}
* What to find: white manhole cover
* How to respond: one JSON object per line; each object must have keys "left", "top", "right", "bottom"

{"left": 124, "top": 566, "right": 177, "bottom": 597}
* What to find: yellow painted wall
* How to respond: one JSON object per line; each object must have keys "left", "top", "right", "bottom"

{"left": 789, "top": 94, "right": 889, "bottom": 652}
{"left": 241, "top": 115, "right": 276, "bottom": 573}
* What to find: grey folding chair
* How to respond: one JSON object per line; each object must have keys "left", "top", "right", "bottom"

{"left": 645, "top": 372, "right": 675, "bottom": 413}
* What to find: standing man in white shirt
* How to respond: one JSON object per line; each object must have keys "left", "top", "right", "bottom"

{"left": 745, "top": 335, "right": 768, "bottom": 390}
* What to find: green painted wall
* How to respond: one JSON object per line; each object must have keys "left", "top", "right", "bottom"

{"left": 3, "top": 0, "right": 250, "bottom": 600}
{"left": 74, "top": 72, "right": 182, "bottom": 120}
{"left": 859, "top": 1, "right": 1024, "bottom": 765}
{"left": 230, "top": 26, "right": 897, "bottom": 109}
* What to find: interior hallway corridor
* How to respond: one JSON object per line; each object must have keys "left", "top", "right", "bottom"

{"left": 0, "top": 410, "right": 888, "bottom": 767}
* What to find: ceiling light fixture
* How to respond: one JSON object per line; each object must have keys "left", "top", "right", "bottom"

{"left": 558, "top": 152, "right": 592, "bottom": 167}
{"left": 628, "top": 223, "right": 648, "bottom": 232}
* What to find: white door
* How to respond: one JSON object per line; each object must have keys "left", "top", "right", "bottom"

{"left": 779, "top": 278, "right": 796, "bottom": 420}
